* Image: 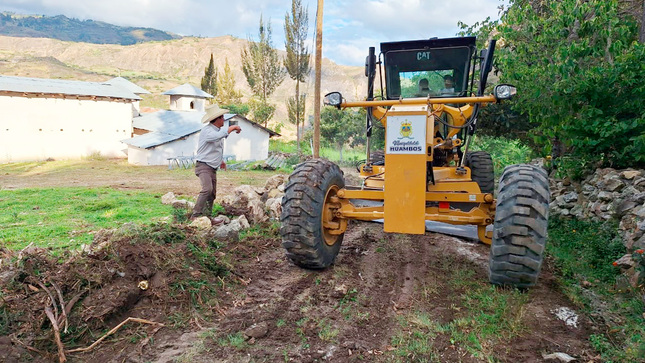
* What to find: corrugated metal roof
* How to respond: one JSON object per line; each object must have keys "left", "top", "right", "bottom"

{"left": 162, "top": 83, "right": 213, "bottom": 98}
{"left": 103, "top": 77, "right": 151, "bottom": 95}
{"left": 124, "top": 111, "right": 280, "bottom": 149}
{"left": 133, "top": 110, "right": 206, "bottom": 136}
{"left": 121, "top": 131, "right": 180, "bottom": 149}
{"left": 0, "top": 75, "right": 141, "bottom": 100}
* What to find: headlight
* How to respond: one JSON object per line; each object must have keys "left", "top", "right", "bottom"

{"left": 323, "top": 92, "right": 343, "bottom": 108}
{"left": 493, "top": 84, "right": 517, "bottom": 100}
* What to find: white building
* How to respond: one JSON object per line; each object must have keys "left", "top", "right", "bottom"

{"left": 122, "top": 111, "right": 280, "bottom": 166}
{"left": 0, "top": 75, "right": 141, "bottom": 162}
{"left": 163, "top": 83, "right": 212, "bottom": 112}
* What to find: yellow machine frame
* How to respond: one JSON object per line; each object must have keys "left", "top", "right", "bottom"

{"left": 321, "top": 95, "right": 498, "bottom": 245}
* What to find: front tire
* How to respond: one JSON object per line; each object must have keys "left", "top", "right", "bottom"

{"left": 280, "top": 159, "right": 345, "bottom": 269}
{"left": 489, "top": 164, "right": 550, "bottom": 288}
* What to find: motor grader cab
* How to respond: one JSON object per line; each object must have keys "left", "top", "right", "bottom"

{"left": 280, "top": 36, "right": 550, "bottom": 288}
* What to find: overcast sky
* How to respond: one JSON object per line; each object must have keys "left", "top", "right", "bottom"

{"left": 1, "top": 0, "right": 506, "bottom": 66}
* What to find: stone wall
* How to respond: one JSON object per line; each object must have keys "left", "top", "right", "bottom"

{"left": 549, "top": 168, "right": 645, "bottom": 287}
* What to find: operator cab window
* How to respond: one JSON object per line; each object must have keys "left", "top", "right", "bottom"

{"left": 383, "top": 46, "right": 472, "bottom": 99}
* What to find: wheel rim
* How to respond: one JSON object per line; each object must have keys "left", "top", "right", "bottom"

{"left": 321, "top": 185, "right": 341, "bottom": 246}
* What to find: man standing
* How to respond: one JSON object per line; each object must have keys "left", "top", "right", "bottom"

{"left": 191, "top": 105, "right": 241, "bottom": 222}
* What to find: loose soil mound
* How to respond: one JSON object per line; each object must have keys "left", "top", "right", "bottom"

{"left": 0, "top": 222, "right": 256, "bottom": 362}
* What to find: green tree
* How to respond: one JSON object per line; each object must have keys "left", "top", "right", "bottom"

{"left": 241, "top": 16, "right": 285, "bottom": 125}
{"left": 286, "top": 94, "right": 306, "bottom": 141}
{"left": 200, "top": 53, "right": 217, "bottom": 101}
{"left": 284, "top": 0, "right": 311, "bottom": 154}
{"left": 320, "top": 106, "right": 366, "bottom": 162}
{"left": 463, "top": 0, "right": 645, "bottom": 171}
{"left": 224, "top": 103, "right": 250, "bottom": 117}
{"left": 218, "top": 57, "right": 243, "bottom": 106}
{"left": 249, "top": 98, "right": 275, "bottom": 126}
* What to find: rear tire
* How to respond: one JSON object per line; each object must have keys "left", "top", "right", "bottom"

{"left": 465, "top": 151, "right": 494, "bottom": 194}
{"left": 489, "top": 164, "right": 550, "bottom": 288}
{"left": 280, "top": 159, "right": 345, "bottom": 269}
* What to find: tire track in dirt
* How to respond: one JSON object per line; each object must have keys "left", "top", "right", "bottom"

{"left": 142, "top": 221, "right": 596, "bottom": 363}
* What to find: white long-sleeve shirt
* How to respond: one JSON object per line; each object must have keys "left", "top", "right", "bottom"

{"left": 195, "top": 123, "right": 229, "bottom": 169}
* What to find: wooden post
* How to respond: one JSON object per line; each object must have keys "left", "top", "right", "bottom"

{"left": 313, "top": 0, "right": 324, "bottom": 158}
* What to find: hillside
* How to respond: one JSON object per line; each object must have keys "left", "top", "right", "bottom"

{"left": 0, "top": 12, "right": 180, "bottom": 45}
{"left": 0, "top": 34, "right": 375, "bottom": 139}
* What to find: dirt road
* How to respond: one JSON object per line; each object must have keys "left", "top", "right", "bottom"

{"left": 80, "top": 222, "right": 594, "bottom": 363}
{"left": 1, "top": 160, "right": 598, "bottom": 362}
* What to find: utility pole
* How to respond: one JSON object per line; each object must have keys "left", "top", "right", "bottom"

{"left": 313, "top": 0, "right": 324, "bottom": 158}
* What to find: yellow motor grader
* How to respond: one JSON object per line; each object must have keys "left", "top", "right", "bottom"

{"left": 280, "top": 36, "right": 550, "bottom": 288}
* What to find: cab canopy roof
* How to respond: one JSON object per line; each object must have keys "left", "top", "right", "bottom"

{"left": 380, "top": 36, "right": 476, "bottom": 53}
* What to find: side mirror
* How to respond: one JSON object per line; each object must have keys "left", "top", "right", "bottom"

{"left": 493, "top": 84, "right": 517, "bottom": 100}
{"left": 323, "top": 92, "right": 343, "bottom": 108}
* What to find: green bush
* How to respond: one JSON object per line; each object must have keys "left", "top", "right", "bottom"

{"left": 469, "top": 135, "right": 535, "bottom": 177}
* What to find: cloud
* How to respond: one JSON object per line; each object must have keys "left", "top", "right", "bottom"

{"left": 1, "top": 0, "right": 506, "bottom": 65}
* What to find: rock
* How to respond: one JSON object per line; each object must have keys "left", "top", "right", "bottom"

{"left": 581, "top": 184, "right": 595, "bottom": 195}
{"left": 265, "top": 197, "right": 283, "bottom": 220}
{"left": 235, "top": 185, "right": 263, "bottom": 203}
{"left": 264, "top": 174, "right": 286, "bottom": 191}
{"left": 237, "top": 215, "right": 251, "bottom": 229}
{"left": 616, "top": 199, "right": 638, "bottom": 217}
{"left": 602, "top": 177, "right": 625, "bottom": 192}
{"left": 171, "top": 199, "right": 195, "bottom": 209}
{"left": 621, "top": 170, "right": 641, "bottom": 180}
{"left": 542, "top": 352, "right": 577, "bottom": 362}
{"left": 219, "top": 215, "right": 231, "bottom": 224}
{"left": 247, "top": 199, "right": 268, "bottom": 224}
{"left": 161, "top": 192, "right": 176, "bottom": 205}
{"left": 555, "top": 195, "right": 575, "bottom": 209}
{"left": 562, "top": 191, "right": 578, "bottom": 203}
{"left": 597, "top": 191, "right": 613, "bottom": 202}
{"left": 634, "top": 205, "right": 645, "bottom": 219}
{"left": 562, "top": 177, "right": 572, "bottom": 186}
{"left": 614, "top": 254, "right": 635, "bottom": 269}
{"left": 244, "top": 321, "right": 269, "bottom": 339}
{"left": 332, "top": 284, "right": 348, "bottom": 298}
{"left": 630, "top": 270, "right": 643, "bottom": 288}
{"left": 267, "top": 188, "right": 284, "bottom": 199}
{"left": 631, "top": 234, "right": 645, "bottom": 250}
{"left": 189, "top": 216, "right": 212, "bottom": 229}
{"left": 634, "top": 177, "right": 645, "bottom": 189}
{"left": 277, "top": 183, "right": 285, "bottom": 192}
{"left": 570, "top": 205, "right": 584, "bottom": 219}
{"left": 213, "top": 224, "right": 235, "bottom": 239}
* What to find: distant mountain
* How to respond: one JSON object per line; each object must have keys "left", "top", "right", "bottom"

{"left": 0, "top": 25, "right": 373, "bottom": 139}
{"left": 0, "top": 12, "right": 181, "bottom": 45}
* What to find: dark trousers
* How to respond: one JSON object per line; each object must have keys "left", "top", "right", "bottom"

{"left": 192, "top": 161, "right": 217, "bottom": 217}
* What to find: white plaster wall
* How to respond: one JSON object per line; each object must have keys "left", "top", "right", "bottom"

{"left": 127, "top": 133, "right": 199, "bottom": 166}
{"left": 169, "top": 95, "right": 206, "bottom": 112}
{"left": 0, "top": 95, "right": 133, "bottom": 162}
{"left": 224, "top": 119, "right": 269, "bottom": 161}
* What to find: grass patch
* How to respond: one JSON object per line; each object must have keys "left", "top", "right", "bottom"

{"left": 387, "top": 266, "right": 528, "bottom": 361}
{"left": 269, "top": 139, "right": 366, "bottom": 166}
{"left": 0, "top": 187, "right": 174, "bottom": 250}
{"left": 217, "top": 332, "right": 247, "bottom": 349}
{"left": 548, "top": 217, "right": 645, "bottom": 361}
